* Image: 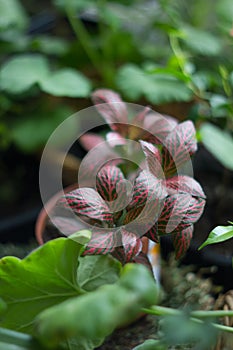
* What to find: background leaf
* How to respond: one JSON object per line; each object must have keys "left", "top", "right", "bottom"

{"left": 199, "top": 123, "right": 233, "bottom": 170}
{"left": 0, "top": 55, "right": 49, "bottom": 94}
{"left": 40, "top": 69, "right": 91, "bottom": 97}
{"left": 116, "top": 64, "right": 193, "bottom": 104}
{"left": 0, "top": 0, "right": 28, "bottom": 31}
{"left": 199, "top": 225, "right": 233, "bottom": 249}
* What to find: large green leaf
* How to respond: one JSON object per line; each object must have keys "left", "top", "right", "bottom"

{"left": 199, "top": 123, "right": 233, "bottom": 170}
{"left": 0, "top": 55, "right": 49, "bottom": 94}
{"left": 116, "top": 64, "right": 192, "bottom": 104}
{"left": 0, "top": 236, "right": 121, "bottom": 335}
{"left": 0, "top": 0, "right": 28, "bottom": 31}
{"left": 0, "top": 237, "right": 84, "bottom": 333}
{"left": 199, "top": 225, "right": 233, "bottom": 250}
{"left": 39, "top": 69, "right": 91, "bottom": 97}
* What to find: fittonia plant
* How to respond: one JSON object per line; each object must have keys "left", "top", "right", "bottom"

{"left": 57, "top": 89, "right": 206, "bottom": 263}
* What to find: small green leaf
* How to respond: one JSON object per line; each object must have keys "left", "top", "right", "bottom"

{"left": 77, "top": 255, "right": 121, "bottom": 291}
{"left": 69, "top": 230, "right": 92, "bottom": 245}
{"left": 199, "top": 123, "right": 233, "bottom": 170}
{"left": 39, "top": 68, "right": 92, "bottom": 97}
{"left": 0, "top": 55, "right": 49, "bottom": 94}
{"left": 116, "top": 64, "right": 192, "bottom": 104}
{"left": 199, "top": 225, "right": 233, "bottom": 250}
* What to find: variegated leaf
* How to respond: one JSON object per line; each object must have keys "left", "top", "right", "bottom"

{"left": 59, "top": 188, "right": 113, "bottom": 224}
{"left": 127, "top": 170, "right": 167, "bottom": 211}
{"left": 91, "top": 89, "right": 128, "bottom": 134}
{"left": 145, "top": 224, "right": 159, "bottom": 243}
{"left": 140, "top": 141, "right": 163, "bottom": 178}
{"left": 96, "top": 165, "right": 131, "bottom": 213}
{"left": 79, "top": 133, "right": 104, "bottom": 151}
{"left": 166, "top": 175, "right": 206, "bottom": 198}
{"left": 83, "top": 228, "right": 117, "bottom": 255}
{"left": 133, "top": 252, "right": 153, "bottom": 272}
{"left": 157, "top": 193, "right": 205, "bottom": 235}
{"left": 121, "top": 229, "right": 142, "bottom": 262}
{"left": 172, "top": 225, "right": 193, "bottom": 259}
{"left": 162, "top": 121, "right": 197, "bottom": 177}
{"left": 143, "top": 113, "right": 178, "bottom": 144}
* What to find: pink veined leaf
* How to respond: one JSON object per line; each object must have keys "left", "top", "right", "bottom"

{"left": 91, "top": 89, "right": 128, "bottom": 134}
{"left": 106, "top": 132, "right": 127, "bottom": 146}
{"left": 133, "top": 252, "right": 153, "bottom": 273}
{"left": 96, "top": 165, "right": 131, "bottom": 213}
{"left": 83, "top": 228, "right": 118, "bottom": 255}
{"left": 162, "top": 121, "right": 197, "bottom": 177}
{"left": 145, "top": 224, "right": 159, "bottom": 243}
{"left": 121, "top": 229, "right": 142, "bottom": 262}
{"left": 58, "top": 188, "right": 113, "bottom": 225}
{"left": 166, "top": 175, "right": 206, "bottom": 198}
{"left": 132, "top": 106, "right": 151, "bottom": 126}
{"left": 79, "top": 133, "right": 105, "bottom": 151}
{"left": 140, "top": 141, "right": 163, "bottom": 178}
{"left": 157, "top": 193, "right": 205, "bottom": 235}
{"left": 51, "top": 216, "right": 88, "bottom": 235}
{"left": 127, "top": 170, "right": 167, "bottom": 211}
{"left": 143, "top": 112, "right": 178, "bottom": 144}
{"left": 172, "top": 225, "right": 193, "bottom": 259}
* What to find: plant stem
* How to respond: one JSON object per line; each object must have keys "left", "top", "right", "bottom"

{"left": 65, "top": 2, "right": 103, "bottom": 77}
{"left": 142, "top": 305, "right": 233, "bottom": 334}
{"left": 0, "top": 327, "right": 36, "bottom": 348}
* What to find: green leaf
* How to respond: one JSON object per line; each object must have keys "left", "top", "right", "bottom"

{"left": 0, "top": 0, "right": 28, "bottom": 31}
{"left": 180, "top": 26, "right": 222, "bottom": 56}
{"left": 199, "top": 123, "right": 233, "bottom": 170}
{"left": 77, "top": 255, "right": 121, "bottom": 292}
{"left": 199, "top": 225, "right": 233, "bottom": 250}
{"left": 0, "top": 237, "right": 85, "bottom": 333}
{"left": 30, "top": 36, "right": 69, "bottom": 56}
{"left": 39, "top": 68, "right": 92, "bottom": 97}
{"left": 11, "top": 105, "right": 75, "bottom": 152}
{"left": 116, "top": 64, "right": 192, "bottom": 104}
{"left": 0, "top": 55, "right": 49, "bottom": 94}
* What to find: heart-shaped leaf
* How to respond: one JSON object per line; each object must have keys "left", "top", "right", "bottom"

{"left": 172, "top": 225, "right": 193, "bottom": 259}
{"left": 162, "top": 121, "right": 197, "bottom": 177}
